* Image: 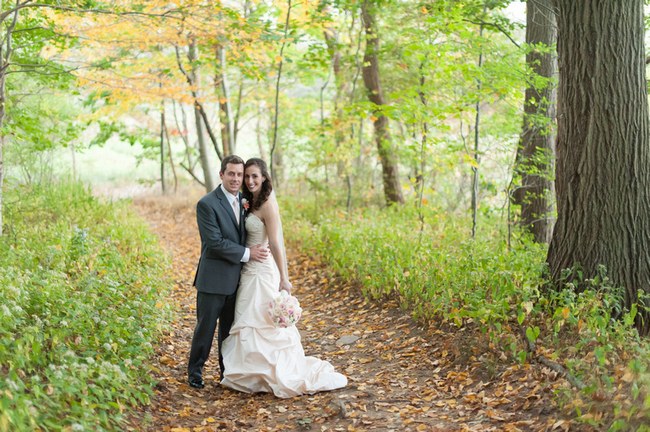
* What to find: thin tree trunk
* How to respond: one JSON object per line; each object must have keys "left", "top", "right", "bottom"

{"left": 160, "top": 100, "right": 167, "bottom": 195}
{"left": 184, "top": 41, "right": 215, "bottom": 191}
{"left": 512, "top": 0, "right": 556, "bottom": 243}
{"left": 215, "top": 44, "right": 234, "bottom": 155}
{"left": 0, "top": 3, "right": 19, "bottom": 236}
{"left": 172, "top": 100, "right": 193, "bottom": 169}
{"left": 233, "top": 79, "right": 244, "bottom": 145}
{"left": 173, "top": 100, "right": 205, "bottom": 187}
{"left": 270, "top": 0, "right": 292, "bottom": 182}
{"left": 255, "top": 101, "right": 267, "bottom": 161}
{"left": 194, "top": 105, "right": 214, "bottom": 191}
{"left": 548, "top": 0, "right": 650, "bottom": 335}
{"left": 348, "top": 13, "right": 365, "bottom": 212}
{"left": 470, "top": 3, "right": 488, "bottom": 238}
{"left": 324, "top": 17, "right": 349, "bottom": 178}
{"left": 175, "top": 40, "right": 223, "bottom": 162}
{"left": 360, "top": 0, "right": 404, "bottom": 205}
{"left": 416, "top": 59, "right": 429, "bottom": 231}
{"left": 162, "top": 108, "right": 178, "bottom": 194}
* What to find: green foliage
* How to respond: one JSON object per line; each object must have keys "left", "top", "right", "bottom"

{"left": 5, "top": 77, "right": 83, "bottom": 181}
{"left": 3, "top": 24, "right": 84, "bottom": 184}
{"left": 281, "top": 0, "right": 526, "bottom": 217}
{"left": 282, "top": 195, "right": 650, "bottom": 428}
{"left": 537, "top": 275, "right": 650, "bottom": 430}
{"left": 0, "top": 181, "right": 172, "bottom": 431}
{"left": 283, "top": 196, "right": 546, "bottom": 328}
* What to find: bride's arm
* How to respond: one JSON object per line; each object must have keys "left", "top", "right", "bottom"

{"left": 262, "top": 193, "right": 292, "bottom": 292}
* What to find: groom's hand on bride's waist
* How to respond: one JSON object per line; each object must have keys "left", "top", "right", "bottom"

{"left": 250, "top": 244, "right": 270, "bottom": 262}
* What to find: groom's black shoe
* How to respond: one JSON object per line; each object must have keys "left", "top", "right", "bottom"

{"left": 188, "top": 377, "right": 204, "bottom": 389}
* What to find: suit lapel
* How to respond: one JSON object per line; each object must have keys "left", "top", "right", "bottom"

{"left": 216, "top": 186, "right": 239, "bottom": 228}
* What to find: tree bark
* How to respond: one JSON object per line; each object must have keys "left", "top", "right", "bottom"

{"left": 160, "top": 100, "right": 167, "bottom": 195}
{"left": 162, "top": 108, "right": 178, "bottom": 194}
{"left": 323, "top": 3, "right": 357, "bottom": 206}
{"left": 470, "top": 11, "right": 486, "bottom": 239}
{"left": 194, "top": 104, "right": 214, "bottom": 192}
{"left": 270, "top": 0, "right": 292, "bottom": 183}
{"left": 215, "top": 44, "right": 234, "bottom": 155}
{"left": 175, "top": 39, "right": 223, "bottom": 167}
{"left": 324, "top": 18, "right": 349, "bottom": 162}
{"left": 186, "top": 41, "right": 215, "bottom": 191}
{"left": 548, "top": 0, "right": 650, "bottom": 335}
{"left": 360, "top": 0, "right": 404, "bottom": 205}
{"left": 513, "top": 0, "right": 556, "bottom": 243}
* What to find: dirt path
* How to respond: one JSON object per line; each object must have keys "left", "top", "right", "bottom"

{"left": 127, "top": 194, "right": 587, "bottom": 432}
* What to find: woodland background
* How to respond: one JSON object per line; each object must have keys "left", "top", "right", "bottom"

{"left": 1, "top": 0, "right": 650, "bottom": 431}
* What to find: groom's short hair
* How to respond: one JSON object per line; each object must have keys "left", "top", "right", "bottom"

{"left": 220, "top": 155, "right": 245, "bottom": 174}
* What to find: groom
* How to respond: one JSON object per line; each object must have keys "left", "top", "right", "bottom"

{"left": 187, "top": 155, "right": 269, "bottom": 389}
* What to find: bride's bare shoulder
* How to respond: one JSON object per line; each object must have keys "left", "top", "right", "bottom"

{"left": 259, "top": 194, "right": 280, "bottom": 218}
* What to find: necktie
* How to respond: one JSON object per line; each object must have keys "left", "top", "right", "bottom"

{"left": 233, "top": 198, "right": 240, "bottom": 224}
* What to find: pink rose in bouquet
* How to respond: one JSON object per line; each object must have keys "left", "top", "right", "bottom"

{"left": 268, "top": 290, "right": 302, "bottom": 328}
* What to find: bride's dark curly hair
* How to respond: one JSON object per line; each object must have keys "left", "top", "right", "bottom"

{"left": 242, "top": 158, "right": 273, "bottom": 211}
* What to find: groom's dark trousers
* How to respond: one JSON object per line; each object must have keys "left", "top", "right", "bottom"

{"left": 188, "top": 291, "right": 237, "bottom": 381}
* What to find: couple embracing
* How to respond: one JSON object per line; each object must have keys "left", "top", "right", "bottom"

{"left": 187, "top": 155, "right": 347, "bottom": 398}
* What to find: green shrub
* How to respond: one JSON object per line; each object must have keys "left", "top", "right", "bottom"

{"left": 0, "top": 181, "right": 172, "bottom": 431}
{"left": 283, "top": 199, "right": 546, "bottom": 329}
{"left": 282, "top": 196, "right": 649, "bottom": 429}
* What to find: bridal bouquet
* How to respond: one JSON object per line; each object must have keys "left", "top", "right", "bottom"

{"left": 268, "top": 290, "right": 302, "bottom": 328}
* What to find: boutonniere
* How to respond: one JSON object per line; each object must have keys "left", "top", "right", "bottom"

{"left": 241, "top": 198, "right": 250, "bottom": 212}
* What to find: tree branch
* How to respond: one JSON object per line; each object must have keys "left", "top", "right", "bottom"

{"left": 0, "top": 2, "right": 183, "bottom": 23}
{"left": 179, "top": 162, "right": 205, "bottom": 188}
{"left": 174, "top": 44, "right": 223, "bottom": 160}
{"left": 463, "top": 19, "right": 521, "bottom": 48}
{"left": 519, "top": 324, "right": 585, "bottom": 390}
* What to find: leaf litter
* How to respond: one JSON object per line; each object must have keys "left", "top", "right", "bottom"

{"left": 126, "top": 194, "right": 592, "bottom": 432}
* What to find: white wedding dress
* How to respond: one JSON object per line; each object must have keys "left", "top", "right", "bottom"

{"left": 220, "top": 213, "right": 347, "bottom": 398}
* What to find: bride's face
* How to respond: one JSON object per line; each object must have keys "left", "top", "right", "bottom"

{"left": 245, "top": 165, "right": 266, "bottom": 195}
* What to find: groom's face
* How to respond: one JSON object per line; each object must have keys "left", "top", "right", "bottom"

{"left": 221, "top": 163, "right": 244, "bottom": 195}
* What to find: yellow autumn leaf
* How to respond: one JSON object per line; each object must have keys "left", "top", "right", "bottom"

{"left": 463, "top": 153, "right": 480, "bottom": 168}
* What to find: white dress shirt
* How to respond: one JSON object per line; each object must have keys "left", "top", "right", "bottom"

{"left": 220, "top": 185, "right": 250, "bottom": 263}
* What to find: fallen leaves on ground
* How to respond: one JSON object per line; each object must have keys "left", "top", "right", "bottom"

{"left": 126, "top": 193, "right": 593, "bottom": 432}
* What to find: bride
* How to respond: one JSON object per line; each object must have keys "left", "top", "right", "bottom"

{"left": 220, "top": 158, "right": 347, "bottom": 398}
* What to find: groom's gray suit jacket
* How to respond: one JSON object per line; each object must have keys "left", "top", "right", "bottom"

{"left": 193, "top": 186, "right": 246, "bottom": 295}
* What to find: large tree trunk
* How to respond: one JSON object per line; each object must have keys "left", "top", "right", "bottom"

{"left": 513, "top": 0, "right": 557, "bottom": 243}
{"left": 548, "top": 0, "right": 650, "bottom": 335}
{"left": 361, "top": 0, "right": 404, "bottom": 205}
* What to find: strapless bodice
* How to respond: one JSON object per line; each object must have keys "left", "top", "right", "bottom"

{"left": 245, "top": 213, "right": 267, "bottom": 247}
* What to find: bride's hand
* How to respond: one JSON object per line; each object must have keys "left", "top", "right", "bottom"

{"left": 280, "top": 280, "right": 292, "bottom": 293}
